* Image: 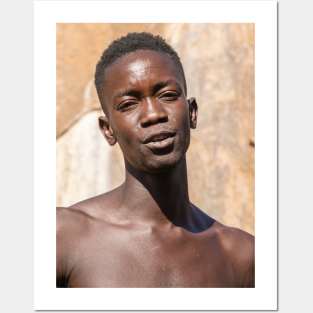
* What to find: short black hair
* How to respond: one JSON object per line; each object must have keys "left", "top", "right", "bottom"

{"left": 95, "top": 32, "right": 187, "bottom": 111}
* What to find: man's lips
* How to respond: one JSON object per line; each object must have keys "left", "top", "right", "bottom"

{"left": 143, "top": 131, "right": 176, "bottom": 150}
{"left": 145, "top": 136, "right": 175, "bottom": 150}
{"left": 142, "top": 131, "right": 176, "bottom": 144}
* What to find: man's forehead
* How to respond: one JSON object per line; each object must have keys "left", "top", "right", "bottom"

{"left": 107, "top": 50, "right": 179, "bottom": 75}
{"left": 103, "top": 50, "right": 183, "bottom": 88}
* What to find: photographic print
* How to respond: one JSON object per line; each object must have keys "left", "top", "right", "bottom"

{"left": 34, "top": 0, "right": 277, "bottom": 310}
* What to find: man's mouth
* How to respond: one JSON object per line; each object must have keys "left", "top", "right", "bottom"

{"left": 143, "top": 131, "right": 176, "bottom": 150}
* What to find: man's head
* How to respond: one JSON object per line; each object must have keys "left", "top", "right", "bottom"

{"left": 94, "top": 32, "right": 197, "bottom": 173}
{"left": 95, "top": 32, "right": 187, "bottom": 107}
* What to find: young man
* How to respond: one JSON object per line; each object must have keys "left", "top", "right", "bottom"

{"left": 57, "top": 32, "right": 254, "bottom": 288}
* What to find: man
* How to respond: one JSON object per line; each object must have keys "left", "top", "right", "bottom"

{"left": 57, "top": 32, "right": 254, "bottom": 288}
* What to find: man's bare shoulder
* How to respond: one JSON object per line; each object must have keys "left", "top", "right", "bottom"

{"left": 57, "top": 186, "right": 122, "bottom": 225}
{"left": 56, "top": 206, "right": 98, "bottom": 266}
{"left": 56, "top": 206, "right": 92, "bottom": 236}
{"left": 56, "top": 189, "right": 121, "bottom": 278}
{"left": 57, "top": 188, "right": 121, "bottom": 241}
{"left": 206, "top": 221, "right": 255, "bottom": 287}
{"left": 212, "top": 221, "right": 254, "bottom": 253}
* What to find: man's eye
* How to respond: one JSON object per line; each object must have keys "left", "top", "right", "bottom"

{"left": 159, "top": 92, "right": 179, "bottom": 101}
{"left": 117, "top": 101, "right": 137, "bottom": 111}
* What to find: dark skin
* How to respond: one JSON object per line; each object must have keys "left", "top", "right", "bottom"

{"left": 57, "top": 50, "right": 254, "bottom": 288}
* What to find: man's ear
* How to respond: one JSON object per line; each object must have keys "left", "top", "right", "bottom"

{"left": 188, "top": 97, "right": 198, "bottom": 129}
{"left": 98, "top": 116, "right": 117, "bottom": 145}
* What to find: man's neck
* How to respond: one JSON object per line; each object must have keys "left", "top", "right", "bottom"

{"left": 119, "top": 157, "right": 193, "bottom": 227}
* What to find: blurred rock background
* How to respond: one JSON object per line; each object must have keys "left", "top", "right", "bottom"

{"left": 57, "top": 23, "right": 254, "bottom": 234}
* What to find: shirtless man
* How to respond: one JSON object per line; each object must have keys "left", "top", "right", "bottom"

{"left": 57, "top": 32, "right": 254, "bottom": 288}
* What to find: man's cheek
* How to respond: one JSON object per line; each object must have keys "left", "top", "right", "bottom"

{"left": 176, "top": 113, "right": 190, "bottom": 130}
{"left": 118, "top": 135, "right": 133, "bottom": 148}
{"left": 114, "top": 124, "right": 132, "bottom": 143}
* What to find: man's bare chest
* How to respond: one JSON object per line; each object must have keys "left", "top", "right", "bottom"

{"left": 67, "top": 228, "right": 235, "bottom": 287}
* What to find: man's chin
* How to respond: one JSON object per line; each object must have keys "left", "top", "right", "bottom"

{"left": 143, "top": 153, "right": 184, "bottom": 174}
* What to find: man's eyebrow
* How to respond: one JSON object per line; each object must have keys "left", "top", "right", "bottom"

{"left": 152, "top": 79, "right": 182, "bottom": 94}
{"left": 113, "top": 89, "right": 142, "bottom": 99}
{"left": 113, "top": 79, "right": 182, "bottom": 99}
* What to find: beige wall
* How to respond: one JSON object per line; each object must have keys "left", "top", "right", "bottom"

{"left": 56, "top": 23, "right": 255, "bottom": 234}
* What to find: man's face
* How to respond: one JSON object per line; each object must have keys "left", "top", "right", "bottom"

{"left": 100, "top": 50, "right": 197, "bottom": 173}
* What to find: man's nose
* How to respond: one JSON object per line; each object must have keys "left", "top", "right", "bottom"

{"left": 140, "top": 97, "right": 168, "bottom": 127}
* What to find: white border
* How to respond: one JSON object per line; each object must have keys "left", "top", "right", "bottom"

{"left": 34, "top": 0, "right": 277, "bottom": 310}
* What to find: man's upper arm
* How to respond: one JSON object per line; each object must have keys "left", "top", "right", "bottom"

{"left": 219, "top": 226, "right": 255, "bottom": 287}
{"left": 56, "top": 206, "right": 92, "bottom": 287}
{"left": 56, "top": 207, "right": 80, "bottom": 287}
{"left": 56, "top": 207, "right": 70, "bottom": 286}
{"left": 240, "top": 233, "right": 255, "bottom": 287}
